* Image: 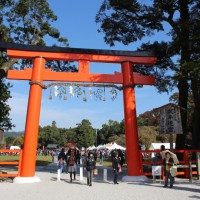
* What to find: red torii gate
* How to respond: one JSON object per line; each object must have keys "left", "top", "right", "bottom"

{"left": 1, "top": 42, "right": 157, "bottom": 183}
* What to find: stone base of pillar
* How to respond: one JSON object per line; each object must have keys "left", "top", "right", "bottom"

{"left": 122, "top": 175, "right": 149, "bottom": 182}
{"left": 13, "top": 176, "right": 41, "bottom": 184}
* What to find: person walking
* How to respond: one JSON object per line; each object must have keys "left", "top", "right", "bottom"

{"left": 163, "top": 152, "right": 175, "bottom": 188}
{"left": 86, "top": 152, "right": 96, "bottom": 186}
{"left": 57, "top": 157, "right": 64, "bottom": 173}
{"left": 93, "top": 150, "right": 97, "bottom": 162}
{"left": 112, "top": 152, "right": 120, "bottom": 184}
{"left": 66, "top": 148, "right": 77, "bottom": 182}
{"left": 57, "top": 148, "right": 65, "bottom": 173}
{"left": 99, "top": 151, "right": 104, "bottom": 165}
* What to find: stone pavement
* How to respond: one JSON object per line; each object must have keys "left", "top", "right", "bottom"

{"left": 0, "top": 163, "right": 200, "bottom": 200}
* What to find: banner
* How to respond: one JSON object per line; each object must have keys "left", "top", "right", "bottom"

{"left": 152, "top": 166, "right": 162, "bottom": 176}
{"left": 160, "top": 105, "right": 182, "bottom": 134}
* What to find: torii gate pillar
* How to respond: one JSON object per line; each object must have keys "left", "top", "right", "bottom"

{"left": 122, "top": 62, "right": 141, "bottom": 175}
{"left": 14, "top": 57, "right": 45, "bottom": 183}
{"left": 121, "top": 62, "right": 147, "bottom": 181}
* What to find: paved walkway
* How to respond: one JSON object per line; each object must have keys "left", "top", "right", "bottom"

{"left": 0, "top": 163, "right": 200, "bottom": 200}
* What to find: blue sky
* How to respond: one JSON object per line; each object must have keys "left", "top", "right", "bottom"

{"left": 7, "top": 0, "right": 175, "bottom": 131}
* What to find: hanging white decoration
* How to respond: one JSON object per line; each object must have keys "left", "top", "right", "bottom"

{"left": 83, "top": 88, "right": 87, "bottom": 102}
{"left": 63, "top": 87, "right": 67, "bottom": 100}
{"left": 49, "top": 87, "right": 53, "bottom": 100}
{"left": 89, "top": 87, "right": 92, "bottom": 99}
{"left": 42, "top": 81, "right": 122, "bottom": 101}
{"left": 54, "top": 86, "right": 59, "bottom": 96}
{"left": 103, "top": 87, "right": 106, "bottom": 101}
{"left": 69, "top": 85, "right": 74, "bottom": 96}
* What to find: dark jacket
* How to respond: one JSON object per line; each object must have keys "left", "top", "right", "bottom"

{"left": 112, "top": 157, "right": 120, "bottom": 171}
{"left": 66, "top": 151, "right": 77, "bottom": 166}
{"left": 163, "top": 157, "right": 174, "bottom": 172}
{"left": 86, "top": 157, "right": 96, "bottom": 171}
{"left": 58, "top": 151, "right": 65, "bottom": 161}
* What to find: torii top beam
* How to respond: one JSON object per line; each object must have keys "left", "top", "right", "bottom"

{"left": 0, "top": 42, "right": 157, "bottom": 85}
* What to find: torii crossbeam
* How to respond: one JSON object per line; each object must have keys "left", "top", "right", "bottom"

{"left": 0, "top": 42, "right": 157, "bottom": 183}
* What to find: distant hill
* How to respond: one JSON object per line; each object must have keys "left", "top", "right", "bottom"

{"left": 4, "top": 131, "right": 24, "bottom": 137}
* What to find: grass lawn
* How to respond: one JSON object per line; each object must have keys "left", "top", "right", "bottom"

{"left": 0, "top": 155, "right": 52, "bottom": 166}
{"left": 96, "top": 158, "right": 112, "bottom": 167}
{"left": 0, "top": 156, "right": 115, "bottom": 167}
{"left": 36, "top": 156, "right": 52, "bottom": 166}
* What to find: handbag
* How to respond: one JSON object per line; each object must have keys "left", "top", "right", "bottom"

{"left": 170, "top": 164, "right": 178, "bottom": 177}
{"left": 118, "top": 164, "right": 122, "bottom": 173}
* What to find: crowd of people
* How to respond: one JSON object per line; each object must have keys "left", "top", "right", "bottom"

{"left": 50, "top": 144, "right": 180, "bottom": 188}
{"left": 1, "top": 143, "right": 179, "bottom": 188}
{"left": 54, "top": 146, "right": 125, "bottom": 186}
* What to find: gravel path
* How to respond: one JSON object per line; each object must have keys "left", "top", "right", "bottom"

{"left": 0, "top": 163, "right": 200, "bottom": 200}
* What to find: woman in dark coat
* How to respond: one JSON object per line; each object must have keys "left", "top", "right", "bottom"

{"left": 66, "top": 148, "right": 77, "bottom": 182}
{"left": 112, "top": 152, "right": 120, "bottom": 184}
{"left": 86, "top": 152, "right": 96, "bottom": 186}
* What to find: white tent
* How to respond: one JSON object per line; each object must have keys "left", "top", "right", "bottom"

{"left": 10, "top": 146, "right": 20, "bottom": 150}
{"left": 97, "top": 144, "right": 106, "bottom": 150}
{"left": 149, "top": 143, "right": 175, "bottom": 150}
{"left": 108, "top": 143, "right": 126, "bottom": 150}
{"left": 87, "top": 145, "right": 96, "bottom": 150}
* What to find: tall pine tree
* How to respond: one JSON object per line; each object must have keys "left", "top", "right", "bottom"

{"left": 96, "top": 0, "right": 200, "bottom": 149}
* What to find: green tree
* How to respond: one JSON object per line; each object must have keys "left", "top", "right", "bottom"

{"left": 58, "top": 127, "right": 77, "bottom": 147}
{"left": 52, "top": 121, "right": 57, "bottom": 128}
{"left": 119, "top": 119, "right": 125, "bottom": 134}
{"left": 0, "top": 0, "right": 70, "bottom": 76}
{"left": 138, "top": 126, "right": 158, "bottom": 149}
{"left": 0, "top": 79, "right": 14, "bottom": 130}
{"left": 5, "top": 136, "right": 15, "bottom": 146}
{"left": 12, "top": 135, "right": 24, "bottom": 146}
{"left": 98, "top": 120, "right": 122, "bottom": 144}
{"left": 65, "top": 128, "right": 77, "bottom": 144}
{"left": 137, "top": 117, "right": 147, "bottom": 127}
{"left": 38, "top": 125, "right": 60, "bottom": 147}
{"left": 38, "top": 125, "right": 77, "bottom": 148}
{"left": 0, "top": 0, "right": 77, "bottom": 132}
{"left": 96, "top": 0, "right": 200, "bottom": 149}
{"left": 108, "top": 134, "right": 126, "bottom": 147}
{"left": 76, "top": 119, "right": 95, "bottom": 148}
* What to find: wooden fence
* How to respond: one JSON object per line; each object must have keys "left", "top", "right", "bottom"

{"left": 0, "top": 149, "right": 22, "bottom": 177}
{"left": 141, "top": 149, "right": 200, "bottom": 179}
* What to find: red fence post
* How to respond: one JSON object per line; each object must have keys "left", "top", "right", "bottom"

{"left": 18, "top": 150, "right": 23, "bottom": 176}
{"left": 184, "top": 150, "right": 190, "bottom": 178}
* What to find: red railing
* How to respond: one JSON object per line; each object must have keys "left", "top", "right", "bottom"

{"left": 0, "top": 149, "right": 23, "bottom": 177}
{"left": 140, "top": 149, "right": 200, "bottom": 179}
